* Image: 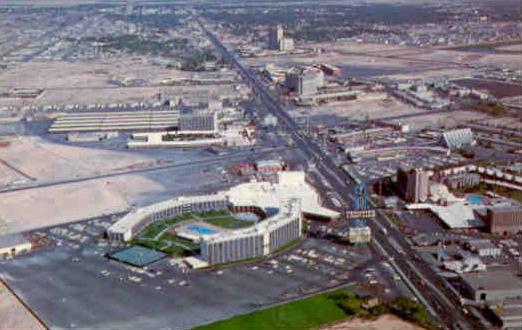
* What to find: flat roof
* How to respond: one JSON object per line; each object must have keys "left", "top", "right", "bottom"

{"left": 108, "top": 246, "right": 166, "bottom": 267}
{"left": 108, "top": 172, "right": 339, "bottom": 236}
{"left": 407, "top": 202, "right": 485, "bottom": 229}
{"left": 462, "top": 270, "right": 522, "bottom": 292}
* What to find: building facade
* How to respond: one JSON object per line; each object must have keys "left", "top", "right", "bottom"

{"left": 269, "top": 25, "right": 284, "bottom": 50}
{"left": 285, "top": 67, "right": 324, "bottom": 96}
{"left": 397, "top": 167, "right": 430, "bottom": 203}
{"left": 485, "top": 207, "right": 522, "bottom": 235}
{"left": 461, "top": 270, "right": 522, "bottom": 303}
{"left": 200, "top": 199, "right": 302, "bottom": 265}
{"left": 445, "top": 173, "right": 481, "bottom": 190}
{"left": 107, "top": 195, "right": 229, "bottom": 242}
{"left": 268, "top": 24, "right": 293, "bottom": 51}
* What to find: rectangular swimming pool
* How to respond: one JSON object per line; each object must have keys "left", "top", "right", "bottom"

{"left": 186, "top": 225, "right": 218, "bottom": 236}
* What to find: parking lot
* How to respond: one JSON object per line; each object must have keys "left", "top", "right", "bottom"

{"left": 0, "top": 216, "right": 413, "bottom": 330}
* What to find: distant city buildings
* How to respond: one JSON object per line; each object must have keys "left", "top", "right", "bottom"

{"left": 268, "top": 24, "right": 294, "bottom": 52}
{"left": 444, "top": 173, "right": 481, "bottom": 190}
{"left": 397, "top": 167, "right": 430, "bottom": 203}
{"left": 285, "top": 67, "right": 324, "bottom": 96}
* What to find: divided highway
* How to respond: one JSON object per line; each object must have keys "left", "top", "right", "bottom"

{"left": 199, "top": 18, "right": 483, "bottom": 330}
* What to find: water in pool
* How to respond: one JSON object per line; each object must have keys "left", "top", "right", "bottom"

{"left": 186, "top": 225, "right": 218, "bottom": 235}
{"left": 467, "top": 194, "right": 484, "bottom": 205}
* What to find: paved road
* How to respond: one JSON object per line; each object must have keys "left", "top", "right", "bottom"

{"left": 199, "top": 18, "right": 483, "bottom": 330}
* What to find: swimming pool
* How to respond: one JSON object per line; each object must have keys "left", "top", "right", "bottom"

{"left": 467, "top": 194, "right": 484, "bottom": 205}
{"left": 186, "top": 225, "right": 218, "bottom": 235}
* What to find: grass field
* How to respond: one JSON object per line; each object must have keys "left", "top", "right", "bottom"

{"left": 205, "top": 215, "right": 253, "bottom": 229}
{"left": 165, "top": 213, "right": 193, "bottom": 224}
{"left": 196, "top": 210, "right": 230, "bottom": 219}
{"left": 130, "top": 239, "right": 167, "bottom": 251}
{"left": 140, "top": 223, "right": 167, "bottom": 239}
{"left": 195, "top": 289, "right": 351, "bottom": 330}
{"left": 196, "top": 288, "right": 438, "bottom": 330}
{"left": 161, "top": 233, "right": 200, "bottom": 249}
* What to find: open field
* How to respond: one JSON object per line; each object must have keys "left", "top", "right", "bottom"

{"left": 196, "top": 288, "right": 349, "bottom": 330}
{"left": 291, "top": 95, "right": 493, "bottom": 131}
{"left": 496, "top": 44, "right": 522, "bottom": 52}
{"left": 321, "top": 314, "right": 426, "bottom": 330}
{"left": 244, "top": 41, "right": 521, "bottom": 81}
{"left": 0, "top": 174, "right": 163, "bottom": 235}
{"left": 0, "top": 162, "right": 27, "bottom": 186}
{"left": 0, "top": 136, "right": 157, "bottom": 181}
{"left": 204, "top": 215, "right": 252, "bottom": 228}
{"left": 0, "top": 57, "right": 240, "bottom": 107}
{"left": 196, "top": 288, "right": 433, "bottom": 330}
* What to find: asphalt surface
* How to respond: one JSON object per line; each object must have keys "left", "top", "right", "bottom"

{"left": 0, "top": 231, "right": 375, "bottom": 329}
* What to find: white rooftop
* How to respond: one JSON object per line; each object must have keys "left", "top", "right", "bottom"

{"left": 227, "top": 171, "right": 339, "bottom": 219}
{"left": 407, "top": 201, "right": 485, "bottom": 229}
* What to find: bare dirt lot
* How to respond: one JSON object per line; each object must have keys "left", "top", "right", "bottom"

{"left": 0, "top": 57, "right": 241, "bottom": 107}
{"left": 0, "top": 174, "right": 164, "bottom": 235}
{"left": 290, "top": 94, "right": 491, "bottom": 130}
{"left": 0, "top": 136, "right": 159, "bottom": 181}
{"left": 245, "top": 41, "right": 521, "bottom": 80}
{"left": 496, "top": 44, "right": 522, "bottom": 52}
{"left": 320, "top": 314, "right": 426, "bottom": 330}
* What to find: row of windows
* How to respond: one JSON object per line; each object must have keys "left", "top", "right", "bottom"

{"left": 203, "top": 217, "right": 302, "bottom": 265}
{"left": 204, "top": 235, "right": 264, "bottom": 264}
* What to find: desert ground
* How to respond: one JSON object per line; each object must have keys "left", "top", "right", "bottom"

{"left": 321, "top": 314, "right": 426, "bottom": 330}
{"left": 0, "top": 56, "right": 241, "bottom": 108}
{"left": 244, "top": 41, "right": 521, "bottom": 81}
{"left": 0, "top": 136, "right": 159, "bottom": 181}
{"left": 496, "top": 43, "right": 522, "bottom": 52}
{"left": 290, "top": 94, "right": 492, "bottom": 131}
{"left": 0, "top": 174, "right": 164, "bottom": 235}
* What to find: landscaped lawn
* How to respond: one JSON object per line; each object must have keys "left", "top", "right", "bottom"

{"left": 204, "top": 215, "right": 253, "bottom": 229}
{"left": 162, "top": 245, "right": 189, "bottom": 257}
{"left": 140, "top": 223, "right": 167, "bottom": 239}
{"left": 196, "top": 210, "right": 230, "bottom": 219}
{"left": 195, "top": 289, "right": 439, "bottom": 330}
{"left": 165, "top": 213, "right": 194, "bottom": 224}
{"left": 130, "top": 239, "right": 167, "bottom": 251}
{"left": 161, "top": 233, "right": 200, "bottom": 249}
{"left": 195, "top": 289, "right": 351, "bottom": 330}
